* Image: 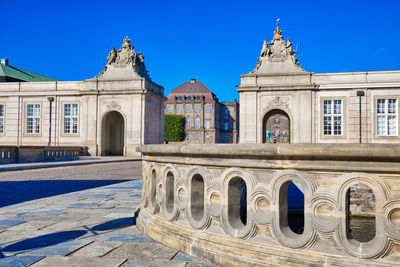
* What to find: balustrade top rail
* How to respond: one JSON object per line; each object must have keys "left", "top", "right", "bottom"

{"left": 138, "top": 143, "right": 400, "bottom": 173}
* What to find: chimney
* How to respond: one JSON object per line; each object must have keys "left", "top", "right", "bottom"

{"left": 190, "top": 79, "right": 196, "bottom": 84}
{"left": 1, "top": 59, "right": 8, "bottom": 66}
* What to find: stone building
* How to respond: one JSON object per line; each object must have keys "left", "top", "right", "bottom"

{"left": 0, "top": 37, "right": 164, "bottom": 157}
{"left": 238, "top": 22, "right": 400, "bottom": 144}
{"left": 165, "top": 79, "right": 239, "bottom": 143}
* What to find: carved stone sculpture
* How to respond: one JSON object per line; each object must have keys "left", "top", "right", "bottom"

{"left": 251, "top": 20, "right": 304, "bottom": 74}
{"left": 96, "top": 36, "right": 151, "bottom": 80}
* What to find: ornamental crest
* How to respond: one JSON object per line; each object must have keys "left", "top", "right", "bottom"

{"left": 106, "top": 101, "right": 121, "bottom": 111}
{"left": 267, "top": 96, "right": 289, "bottom": 109}
{"left": 96, "top": 36, "right": 150, "bottom": 79}
{"left": 252, "top": 19, "right": 304, "bottom": 73}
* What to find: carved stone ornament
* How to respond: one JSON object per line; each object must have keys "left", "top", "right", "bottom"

{"left": 267, "top": 96, "right": 289, "bottom": 109}
{"left": 252, "top": 20, "right": 305, "bottom": 74}
{"left": 106, "top": 101, "right": 121, "bottom": 111}
{"left": 96, "top": 36, "right": 150, "bottom": 80}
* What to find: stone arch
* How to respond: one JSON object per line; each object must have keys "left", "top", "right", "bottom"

{"left": 101, "top": 111, "right": 125, "bottom": 156}
{"left": 262, "top": 108, "right": 291, "bottom": 144}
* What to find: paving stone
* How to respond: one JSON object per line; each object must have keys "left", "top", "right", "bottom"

{"left": 104, "top": 242, "right": 177, "bottom": 260}
{"left": 105, "top": 233, "right": 155, "bottom": 243}
{"left": 29, "top": 255, "right": 126, "bottom": 267}
{"left": 71, "top": 241, "right": 123, "bottom": 257}
{"left": 5, "top": 220, "right": 58, "bottom": 231}
{"left": 22, "top": 239, "right": 93, "bottom": 256}
{"left": 0, "top": 255, "right": 44, "bottom": 267}
{"left": 174, "top": 252, "right": 203, "bottom": 262}
{"left": 0, "top": 219, "right": 26, "bottom": 231}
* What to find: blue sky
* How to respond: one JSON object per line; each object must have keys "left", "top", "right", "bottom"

{"left": 1, "top": 0, "right": 400, "bottom": 101}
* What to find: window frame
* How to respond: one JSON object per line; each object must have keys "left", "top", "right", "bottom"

{"left": 320, "top": 97, "right": 346, "bottom": 139}
{"left": 374, "top": 97, "right": 399, "bottom": 138}
{"left": 25, "top": 103, "right": 42, "bottom": 136}
{"left": 62, "top": 103, "right": 80, "bottom": 136}
{"left": 0, "top": 103, "right": 5, "bottom": 135}
{"left": 195, "top": 117, "right": 200, "bottom": 129}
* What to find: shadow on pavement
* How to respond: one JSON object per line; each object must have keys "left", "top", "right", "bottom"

{"left": 91, "top": 216, "right": 136, "bottom": 231}
{"left": 0, "top": 230, "right": 87, "bottom": 254}
{"left": 0, "top": 180, "right": 130, "bottom": 208}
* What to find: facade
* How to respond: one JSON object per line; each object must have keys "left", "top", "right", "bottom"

{"left": 238, "top": 23, "right": 400, "bottom": 144}
{"left": 0, "top": 37, "right": 164, "bottom": 157}
{"left": 165, "top": 79, "right": 239, "bottom": 143}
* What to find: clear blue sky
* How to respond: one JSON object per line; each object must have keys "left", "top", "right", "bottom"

{"left": 2, "top": 0, "right": 400, "bottom": 101}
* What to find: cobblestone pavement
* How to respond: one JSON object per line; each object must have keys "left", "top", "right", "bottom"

{"left": 0, "top": 163, "right": 214, "bottom": 266}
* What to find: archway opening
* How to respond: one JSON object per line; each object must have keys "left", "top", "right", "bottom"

{"left": 191, "top": 174, "right": 204, "bottom": 221}
{"left": 228, "top": 177, "right": 247, "bottom": 229}
{"left": 263, "top": 109, "right": 290, "bottom": 143}
{"left": 101, "top": 111, "right": 124, "bottom": 156}
{"left": 279, "top": 181, "right": 304, "bottom": 235}
{"left": 346, "top": 184, "right": 376, "bottom": 242}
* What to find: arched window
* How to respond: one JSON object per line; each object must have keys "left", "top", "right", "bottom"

{"left": 186, "top": 117, "right": 191, "bottom": 129}
{"left": 195, "top": 117, "right": 200, "bottom": 129}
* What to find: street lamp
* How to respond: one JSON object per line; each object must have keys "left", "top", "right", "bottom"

{"left": 47, "top": 97, "right": 54, "bottom": 146}
{"left": 356, "top": 91, "right": 365, "bottom": 143}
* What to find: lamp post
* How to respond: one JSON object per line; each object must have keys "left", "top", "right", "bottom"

{"left": 356, "top": 91, "right": 365, "bottom": 143}
{"left": 47, "top": 97, "right": 54, "bottom": 146}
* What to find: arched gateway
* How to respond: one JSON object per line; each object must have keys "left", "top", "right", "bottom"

{"left": 101, "top": 111, "right": 124, "bottom": 156}
{"left": 262, "top": 109, "right": 290, "bottom": 143}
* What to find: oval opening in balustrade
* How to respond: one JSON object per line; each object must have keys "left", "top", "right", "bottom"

{"left": 279, "top": 181, "right": 304, "bottom": 235}
{"left": 151, "top": 169, "right": 157, "bottom": 207}
{"left": 166, "top": 171, "right": 174, "bottom": 214}
{"left": 346, "top": 183, "right": 376, "bottom": 242}
{"left": 191, "top": 174, "right": 204, "bottom": 221}
{"left": 228, "top": 177, "right": 247, "bottom": 229}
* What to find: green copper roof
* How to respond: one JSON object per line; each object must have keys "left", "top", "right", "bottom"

{"left": 0, "top": 59, "right": 57, "bottom": 82}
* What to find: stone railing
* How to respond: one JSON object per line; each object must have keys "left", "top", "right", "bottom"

{"left": 137, "top": 144, "right": 400, "bottom": 266}
{"left": 0, "top": 146, "right": 84, "bottom": 164}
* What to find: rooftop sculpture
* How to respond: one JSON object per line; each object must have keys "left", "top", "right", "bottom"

{"left": 252, "top": 19, "right": 304, "bottom": 74}
{"left": 96, "top": 36, "right": 150, "bottom": 80}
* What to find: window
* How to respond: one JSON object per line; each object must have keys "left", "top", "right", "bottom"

{"left": 186, "top": 134, "right": 190, "bottom": 142}
{"left": 323, "top": 100, "right": 342, "bottom": 136}
{"left": 194, "top": 134, "right": 199, "bottom": 142}
{"left": 225, "top": 108, "right": 229, "bottom": 119}
{"left": 377, "top": 99, "right": 397, "bottom": 136}
{"left": 26, "top": 104, "right": 40, "bottom": 134}
{"left": 178, "top": 96, "right": 182, "bottom": 100}
{"left": 167, "top": 105, "right": 172, "bottom": 113}
{"left": 206, "top": 105, "right": 210, "bottom": 113}
{"left": 224, "top": 122, "right": 229, "bottom": 131}
{"left": 195, "top": 105, "right": 200, "bottom": 112}
{"left": 187, "top": 96, "right": 191, "bottom": 100}
{"left": 186, "top": 117, "right": 191, "bottom": 129}
{"left": 0, "top": 105, "right": 4, "bottom": 134}
{"left": 205, "top": 113, "right": 210, "bottom": 119}
{"left": 186, "top": 105, "right": 191, "bottom": 112}
{"left": 205, "top": 134, "right": 210, "bottom": 142}
{"left": 195, "top": 117, "right": 200, "bottom": 129}
{"left": 205, "top": 120, "right": 210, "bottom": 129}
{"left": 177, "top": 105, "right": 182, "bottom": 113}
{"left": 64, "top": 104, "right": 78, "bottom": 134}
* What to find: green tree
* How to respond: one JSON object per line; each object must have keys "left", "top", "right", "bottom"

{"left": 164, "top": 114, "right": 185, "bottom": 143}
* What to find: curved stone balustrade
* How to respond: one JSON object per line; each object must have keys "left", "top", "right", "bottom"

{"left": 136, "top": 144, "right": 400, "bottom": 266}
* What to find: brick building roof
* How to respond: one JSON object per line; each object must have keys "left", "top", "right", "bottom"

{"left": 166, "top": 79, "right": 218, "bottom": 102}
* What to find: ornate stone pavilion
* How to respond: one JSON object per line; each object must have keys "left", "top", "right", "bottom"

{"left": 238, "top": 22, "right": 400, "bottom": 144}
{"left": 0, "top": 37, "right": 164, "bottom": 157}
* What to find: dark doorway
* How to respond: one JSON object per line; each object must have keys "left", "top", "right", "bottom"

{"left": 102, "top": 111, "right": 124, "bottom": 156}
{"left": 262, "top": 109, "right": 290, "bottom": 143}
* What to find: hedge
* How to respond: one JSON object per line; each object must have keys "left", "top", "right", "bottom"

{"left": 164, "top": 114, "right": 186, "bottom": 143}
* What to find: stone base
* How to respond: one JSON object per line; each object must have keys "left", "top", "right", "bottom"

{"left": 137, "top": 208, "right": 396, "bottom": 267}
